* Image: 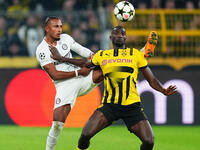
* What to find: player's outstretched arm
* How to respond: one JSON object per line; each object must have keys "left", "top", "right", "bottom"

{"left": 141, "top": 67, "right": 177, "bottom": 96}
{"left": 49, "top": 45, "right": 88, "bottom": 67}
{"left": 43, "top": 63, "right": 91, "bottom": 80}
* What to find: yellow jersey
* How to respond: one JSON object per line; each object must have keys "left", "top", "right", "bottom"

{"left": 92, "top": 48, "right": 148, "bottom": 106}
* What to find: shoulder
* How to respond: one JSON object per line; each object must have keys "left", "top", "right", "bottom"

{"left": 60, "top": 33, "right": 73, "bottom": 41}
{"left": 36, "top": 41, "right": 50, "bottom": 57}
{"left": 132, "top": 48, "right": 145, "bottom": 57}
{"left": 95, "top": 49, "right": 112, "bottom": 56}
{"left": 95, "top": 49, "right": 104, "bottom": 54}
{"left": 36, "top": 40, "right": 48, "bottom": 53}
{"left": 132, "top": 48, "right": 140, "bottom": 53}
{"left": 60, "top": 33, "right": 75, "bottom": 45}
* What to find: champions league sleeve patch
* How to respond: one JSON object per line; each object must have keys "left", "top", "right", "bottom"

{"left": 55, "top": 98, "right": 61, "bottom": 104}
{"left": 39, "top": 53, "right": 45, "bottom": 60}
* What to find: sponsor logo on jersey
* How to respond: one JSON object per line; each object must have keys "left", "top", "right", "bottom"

{"left": 102, "top": 59, "right": 133, "bottom": 66}
{"left": 62, "top": 44, "right": 68, "bottom": 50}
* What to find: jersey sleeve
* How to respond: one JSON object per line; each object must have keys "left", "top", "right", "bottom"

{"left": 36, "top": 48, "right": 53, "bottom": 67}
{"left": 64, "top": 34, "right": 93, "bottom": 58}
{"left": 91, "top": 50, "right": 102, "bottom": 66}
{"left": 138, "top": 50, "right": 148, "bottom": 69}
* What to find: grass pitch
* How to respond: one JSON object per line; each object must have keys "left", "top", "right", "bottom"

{"left": 0, "top": 125, "right": 199, "bottom": 150}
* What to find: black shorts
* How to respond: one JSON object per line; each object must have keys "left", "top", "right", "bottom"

{"left": 97, "top": 102, "right": 147, "bottom": 130}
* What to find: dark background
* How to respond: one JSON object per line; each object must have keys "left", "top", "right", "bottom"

{"left": 0, "top": 66, "right": 199, "bottom": 125}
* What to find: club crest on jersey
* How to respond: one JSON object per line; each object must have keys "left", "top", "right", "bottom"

{"left": 122, "top": 52, "right": 127, "bottom": 56}
{"left": 62, "top": 44, "right": 68, "bottom": 50}
{"left": 122, "top": 49, "right": 127, "bottom": 56}
{"left": 39, "top": 53, "right": 45, "bottom": 60}
{"left": 56, "top": 98, "right": 61, "bottom": 104}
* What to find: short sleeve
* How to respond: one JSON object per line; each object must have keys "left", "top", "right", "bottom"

{"left": 91, "top": 50, "right": 103, "bottom": 66}
{"left": 36, "top": 48, "right": 53, "bottom": 67}
{"left": 138, "top": 51, "right": 148, "bottom": 69}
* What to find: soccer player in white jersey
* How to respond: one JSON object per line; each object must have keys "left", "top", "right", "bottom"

{"left": 36, "top": 16, "right": 103, "bottom": 150}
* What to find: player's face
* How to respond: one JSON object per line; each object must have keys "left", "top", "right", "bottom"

{"left": 110, "top": 28, "right": 126, "bottom": 47}
{"left": 46, "top": 19, "right": 62, "bottom": 41}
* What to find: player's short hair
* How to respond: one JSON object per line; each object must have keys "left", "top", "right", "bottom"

{"left": 113, "top": 26, "right": 124, "bottom": 30}
{"left": 44, "top": 16, "right": 61, "bottom": 27}
{"left": 111, "top": 26, "right": 126, "bottom": 34}
{"left": 112, "top": 26, "right": 126, "bottom": 33}
{"left": 44, "top": 16, "right": 61, "bottom": 35}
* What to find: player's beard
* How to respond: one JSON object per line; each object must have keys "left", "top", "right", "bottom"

{"left": 114, "top": 41, "right": 125, "bottom": 48}
{"left": 55, "top": 37, "right": 60, "bottom": 41}
{"left": 113, "top": 38, "right": 125, "bottom": 48}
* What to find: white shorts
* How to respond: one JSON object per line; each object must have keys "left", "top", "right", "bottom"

{"left": 54, "top": 71, "right": 97, "bottom": 109}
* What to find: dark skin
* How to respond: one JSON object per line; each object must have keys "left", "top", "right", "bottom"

{"left": 76, "top": 27, "right": 177, "bottom": 150}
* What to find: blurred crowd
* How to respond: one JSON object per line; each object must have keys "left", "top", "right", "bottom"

{"left": 0, "top": 0, "right": 200, "bottom": 57}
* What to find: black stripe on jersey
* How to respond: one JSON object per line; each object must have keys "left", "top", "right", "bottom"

{"left": 104, "top": 89, "right": 109, "bottom": 104}
{"left": 100, "top": 51, "right": 104, "bottom": 56}
{"left": 139, "top": 65, "right": 148, "bottom": 70}
{"left": 126, "top": 76, "right": 130, "bottom": 99}
{"left": 114, "top": 49, "right": 119, "bottom": 56}
{"left": 132, "top": 78, "right": 137, "bottom": 88}
{"left": 104, "top": 66, "right": 134, "bottom": 77}
{"left": 118, "top": 66, "right": 134, "bottom": 73}
{"left": 130, "top": 48, "right": 133, "bottom": 55}
{"left": 108, "top": 78, "right": 115, "bottom": 104}
{"left": 103, "top": 76, "right": 109, "bottom": 103}
{"left": 117, "top": 81, "right": 123, "bottom": 105}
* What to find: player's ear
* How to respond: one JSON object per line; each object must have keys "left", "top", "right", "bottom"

{"left": 45, "top": 26, "right": 49, "bottom": 33}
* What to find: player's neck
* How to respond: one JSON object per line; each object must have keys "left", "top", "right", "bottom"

{"left": 45, "top": 36, "right": 57, "bottom": 46}
{"left": 113, "top": 45, "right": 126, "bottom": 49}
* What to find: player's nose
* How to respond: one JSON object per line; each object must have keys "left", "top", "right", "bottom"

{"left": 116, "top": 33, "right": 123, "bottom": 38}
{"left": 58, "top": 26, "right": 62, "bottom": 32}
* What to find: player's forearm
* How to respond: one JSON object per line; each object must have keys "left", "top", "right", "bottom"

{"left": 141, "top": 67, "right": 165, "bottom": 94}
{"left": 84, "top": 61, "right": 94, "bottom": 68}
{"left": 48, "top": 70, "right": 77, "bottom": 80}
{"left": 60, "top": 57, "right": 87, "bottom": 67}
{"left": 148, "top": 78, "right": 165, "bottom": 93}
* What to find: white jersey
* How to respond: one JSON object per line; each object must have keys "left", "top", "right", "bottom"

{"left": 36, "top": 34, "right": 96, "bottom": 109}
{"left": 36, "top": 34, "right": 93, "bottom": 84}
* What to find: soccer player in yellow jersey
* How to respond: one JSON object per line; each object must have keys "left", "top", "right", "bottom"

{"left": 76, "top": 26, "right": 177, "bottom": 150}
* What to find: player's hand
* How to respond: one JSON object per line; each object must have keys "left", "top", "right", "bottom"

{"left": 162, "top": 85, "right": 177, "bottom": 96}
{"left": 88, "top": 53, "right": 94, "bottom": 61}
{"left": 49, "top": 45, "right": 64, "bottom": 62}
{"left": 78, "top": 67, "right": 92, "bottom": 76}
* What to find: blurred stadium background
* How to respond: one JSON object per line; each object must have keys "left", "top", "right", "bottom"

{"left": 0, "top": 0, "right": 200, "bottom": 149}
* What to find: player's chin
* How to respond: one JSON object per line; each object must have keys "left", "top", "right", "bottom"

{"left": 115, "top": 39, "right": 125, "bottom": 44}
{"left": 55, "top": 37, "right": 60, "bottom": 41}
{"left": 115, "top": 41, "right": 124, "bottom": 47}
